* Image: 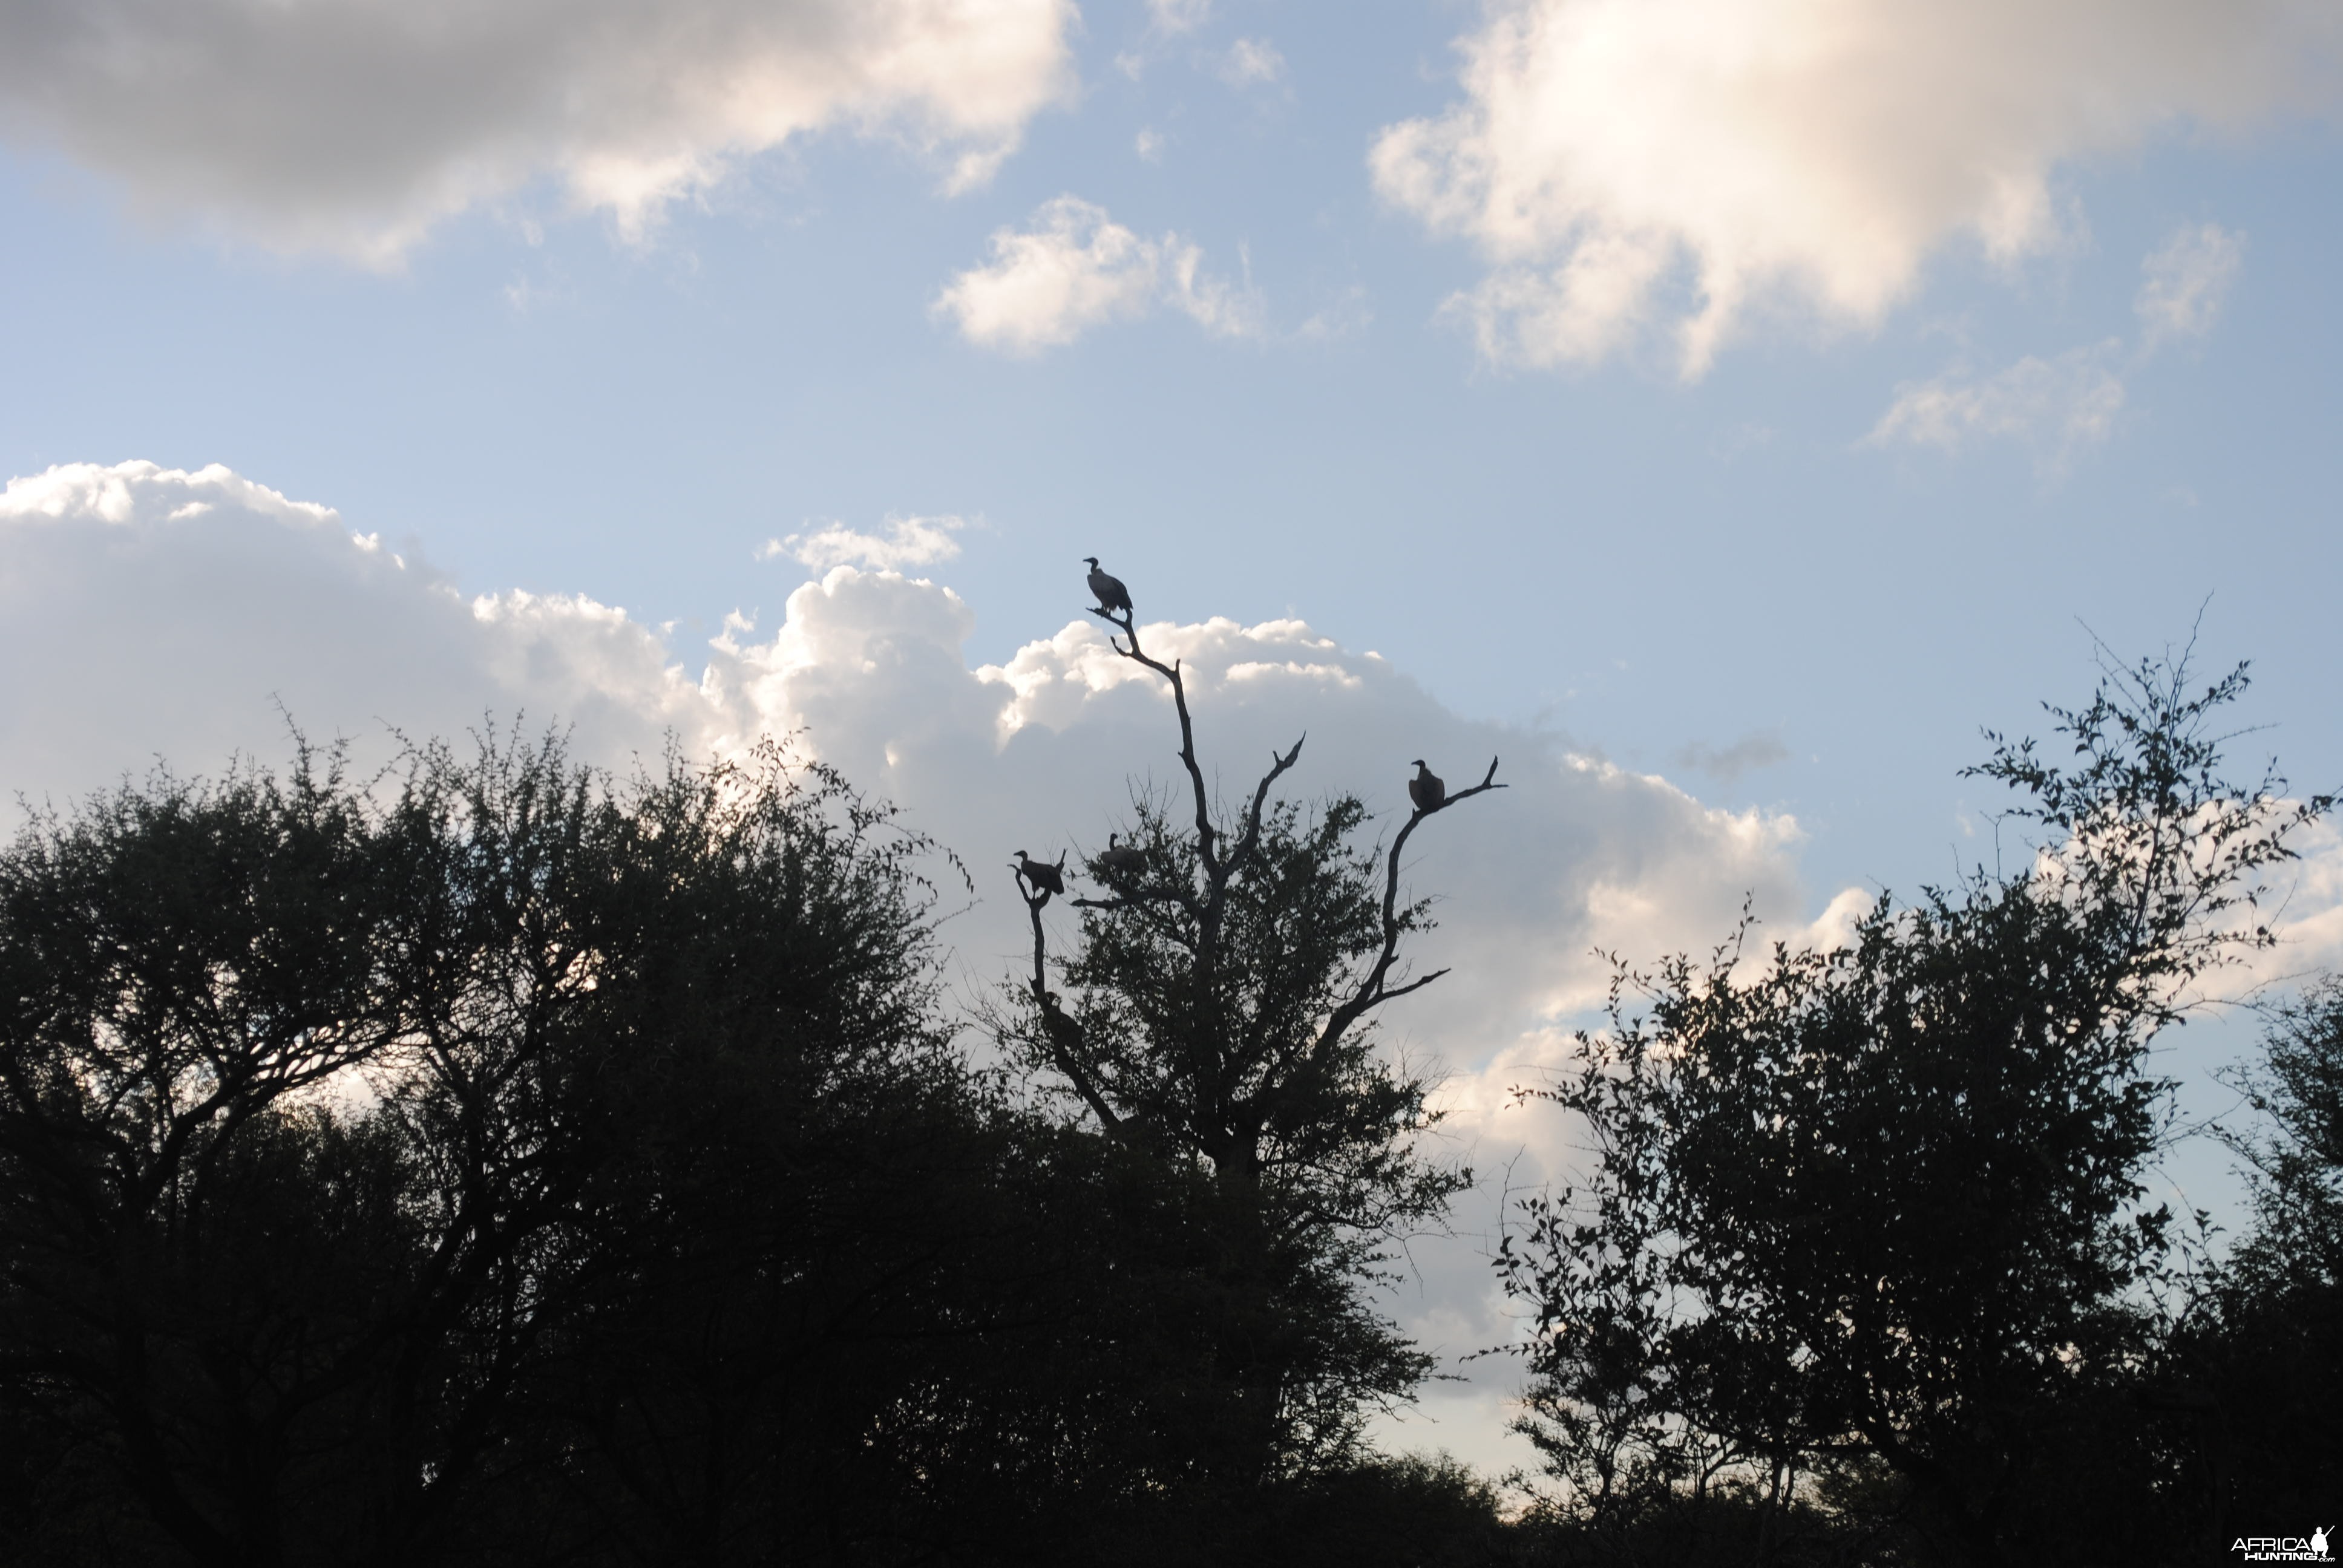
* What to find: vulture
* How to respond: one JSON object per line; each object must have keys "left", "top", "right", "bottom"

{"left": 1084, "top": 557, "right": 1133, "bottom": 616}
{"left": 1407, "top": 760, "right": 1446, "bottom": 814}
{"left": 1014, "top": 849, "right": 1067, "bottom": 901}
{"left": 1096, "top": 832, "right": 1146, "bottom": 878}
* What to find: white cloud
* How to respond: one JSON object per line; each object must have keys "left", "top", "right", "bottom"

{"left": 1219, "top": 38, "right": 1285, "bottom": 87}
{"left": 761, "top": 514, "right": 968, "bottom": 572}
{"left": 0, "top": 462, "right": 717, "bottom": 789}
{"left": 933, "top": 195, "right": 1265, "bottom": 353}
{"left": 2138, "top": 221, "right": 2247, "bottom": 347}
{"left": 1372, "top": 0, "right": 2341, "bottom": 377}
{"left": 2249, "top": 817, "right": 2343, "bottom": 987}
{"left": 1135, "top": 128, "right": 1165, "bottom": 163}
{"left": 1165, "top": 240, "right": 1265, "bottom": 339}
{"left": 933, "top": 198, "right": 1161, "bottom": 351}
{"left": 0, "top": 0, "right": 1076, "bottom": 262}
{"left": 1868, "top": 342, "right": 2128, "bottom": 460}
{"left": 0, "top": 463, "right": 1826, "bottom": 1111}
{"left": 1147, "top": 0, "right": 1212, "bottom": 36}
{"left": 1870, "top": 221, "right": 2243, "bottom": 465}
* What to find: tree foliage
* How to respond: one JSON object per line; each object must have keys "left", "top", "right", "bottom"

{"left": 1003, "top": 598, "right": 1500, "bottom": 1481}
{"left": 10, "top": 626, "right": 2335, "bottom": 1567}
{"left": 0, "top": 736, "right": 1021, "bottom": 1564}
{"left": 1499, "top": 652, "right": 2329, "bottom": 1566}
{"left": 0, "top": 724, "right": 1525, "bottom": 1567}
{"left": 2170, "top": 980, "right": 2343, "bottom": 1535}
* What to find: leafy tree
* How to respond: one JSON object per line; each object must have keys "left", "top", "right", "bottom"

{"left": 2169, "top": 979, "right": 2343, "bottom": 1535}
{"left": 0, "top": 719, "right": 1534, "bottom": 1568}
{"left": 0, "top": 745, "right": 455, "bottom": 1567}
{"left": 1498, "top": 652, "right": 2328, "bottom": 1566}
{"left": 1003, "top": 590, "right": 1501, "bottom": 1488}
{"left": 0, "top": 736, "right": 989, "bottom": 1566}
{"left": 2223, "top": 978, "right": 2343, "bottom": 1307}
{"left": 441, "top": 737, "right": 997, "bottom": 1566}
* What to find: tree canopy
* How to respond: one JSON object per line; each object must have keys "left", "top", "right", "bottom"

{"left": 1000, "top": 591, "right": 1502, "bottom": 1485}
{"left": 1, "top": 633, "right": 2335, "bottom": 1568}
{"left": 1498, "top": 652, "right": 2333, "bottom": 1566}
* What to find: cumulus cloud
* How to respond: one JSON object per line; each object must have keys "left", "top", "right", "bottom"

{"left": 2137, "top": 221, "right": 2247, "bottom": 347}
{"left": 933, "top": 195, "right": 1265, "bottom": 353}
{"left": 1372, "top": 0, "right": 2340, "bottom": 377}
{"left": 0, "top": 462, "right": 716, "bottom": 787}
{"left": 761, "top": 514, "right": 968, "bottom": 572}
{"left": 0, "top": 459, "right": 1807, "bottom": 1023}
{"left": 2251, "top": 817, "right": 2343, "bottom": 987}
{"left": 1869, "top": 342, "right": 2128, "bottom": 461}
{"left": 0, "top": 0, "right": 1076, "bottom": 261}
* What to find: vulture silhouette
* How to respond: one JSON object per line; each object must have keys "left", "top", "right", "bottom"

{"left": 1084, "top": 557, "right": 1133, "bottom": 616}
{"left": 1096, "top": 832, "right": 1146, "bottom": 878}
{"left": 1014, "top": 849, "right": 1067, "bottom": 901}
{"left": 1407, "top": 760, "right": 1446, "bottom": 814}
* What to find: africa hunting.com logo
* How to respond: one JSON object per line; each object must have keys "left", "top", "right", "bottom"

{"left": 2232, "top": 1527, "right": 2332, "bottom": 1563}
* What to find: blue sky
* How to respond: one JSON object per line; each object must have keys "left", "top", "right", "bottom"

{"left": 4, "top": 0, "right": 2340, "bottom": 1475}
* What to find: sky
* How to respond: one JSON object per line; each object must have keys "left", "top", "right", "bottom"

{"left": 4, "top": 0, "right": 2342, "bottom": 1481}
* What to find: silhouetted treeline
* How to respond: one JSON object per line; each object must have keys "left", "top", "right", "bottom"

{"left": 2, "top": 658, "right": 2336, "bottom": 1567}
{"left": 0, "top": 738, "right": 1506, "bottom": 1566}
{"left": 1492, "top": 653, "right": 2341, "bottom": 1567}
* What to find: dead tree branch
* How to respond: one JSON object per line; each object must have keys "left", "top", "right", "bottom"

{"left": 1312, "top": 756, "right": 1507, "bottom": 1054}
{"left": 1074, "top": 598, "right": 1504, "bottom": 1145}
{"left": 1090, "top": 605, "right": 1251, "bottom": 882}
{"left": 1014, "top": 863, "right": 1125, "bottom": 1137}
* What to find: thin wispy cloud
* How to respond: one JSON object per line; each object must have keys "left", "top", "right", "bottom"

{"left": 1869, "top": 343, "right": 2128, "bottom": 463}
{"left": 1219, "top": 39, "right": 1286, "bottom": 88}
{"left": 1146, "top": 0, "right": 1213, "bottom": 37}
{"left": 1671, "top": 731, "right": 1791, "bottom": 788}
{"left": 1871, "top": 218, "right": 2248, "bottom": 463}
{"left": 2137, "top": 222, "right": 2247, "bottom": 347}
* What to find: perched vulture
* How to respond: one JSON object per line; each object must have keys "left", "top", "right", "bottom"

{"left": 1014, "top": 849, "right": 1067, "bottom": 900}
{"left": 1407, "top": 760, "right": 1446, "bottom": 814}
{"left": 1084, "top": 557, "right": 1133, "bottom": 615}
{"left": 1096, "top": 832, "right": 1146, "bottom": 878}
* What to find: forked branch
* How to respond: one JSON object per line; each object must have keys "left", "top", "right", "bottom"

{"left": 1081, "top": 590, "right": 1504, "bottom": 1093}
{"left": 1014, "top": 864, "right": 1124, "bottom": 1135}
{"left": 1314, "top": 756, "right": 1507, "bottom": 1053}
{"left": 1090, "top": 606, "right": 1308, "bottom": 888}
{"left": 1231, "top": 736, "right": 1308, "bottom": 877}
{"left": 1091, "top": 605, "right": 1225, "bottom": 877}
